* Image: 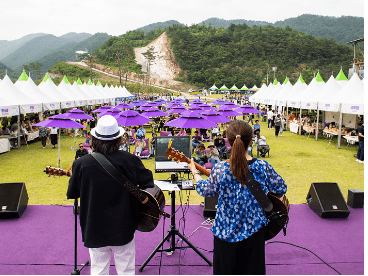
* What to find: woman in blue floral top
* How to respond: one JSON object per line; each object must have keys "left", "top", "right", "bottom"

{"left": 188, "top": 120, "right": 286, "bottom": 275}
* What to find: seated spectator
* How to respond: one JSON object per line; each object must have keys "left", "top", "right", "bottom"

{"left": 206, "top": 143, "right": 220, "bottom": 167}
{"left": 211, "top": 127, "right": 220, "bottom": 139}
{"left": 75, "top": 143, "right": 89, "bottom": 159}
{"left": 253, "top": 120, "right": 261, "bottom": 135}
{"left": 119, "top": 133, "right": 129, "bottom": 151}
{"left": 214, "top": 133, "right": 227, "bottom": 156}
{"left": 194, "top": 144, "right": 208, "bottom": 166}
{"left": 255, "top": 132, "right": 269, "bottom": 158}
{"left": 192, "top": 130, "right": 202, "bottom": 148}
{"left": 177, "top": 128, "right": 186, "bottom": 136}
{"left": 136, "top": 125, "right": 146, "bottom": 139}
{"left": 135, "top": 137, "right": 146, "bottom": 157}
{"left": 85, "top": 132, "right": 91, "bottom": 144}
{"left": 150, "top": 133, "right": 157, "bottom": 156}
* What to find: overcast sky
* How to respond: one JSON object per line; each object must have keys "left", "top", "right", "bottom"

{"left": 0, "top": 0, "right": 365, "bottom": 41}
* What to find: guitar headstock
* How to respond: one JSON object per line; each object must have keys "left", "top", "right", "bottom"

{"left": 166, "top": 139, "right": 188, "bottom": 163}
{"left": 44, "top": 166, "right": 72, "bottom": 177}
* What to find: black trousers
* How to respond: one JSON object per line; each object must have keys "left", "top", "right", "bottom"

{"left": 275, "top": 125, "right": 280, "bottom": 137}
{"left": 213, "top": 227, "right": 266, "bottom": 275}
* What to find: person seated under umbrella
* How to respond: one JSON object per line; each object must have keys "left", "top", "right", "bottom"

{"left": 134, "top": 136, "right": 146, "bottom": 157}
{"left": 205, "top": 142, "right": 220, "bottom": 167}
{"left": 194, "top": 143, "right": 208, "bottom": 166}
{"left": 75, "top": 143, "right": 89, "bottom": 159}
{"left": 214, "top": 133, "right": 227, "bottom": 156}
{"left": 192, "top": 130, "right": 202, "bottom": 149}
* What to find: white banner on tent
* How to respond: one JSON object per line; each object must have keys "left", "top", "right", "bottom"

{"left": 0, "top": 106, "right": 19, "bottom": 117}
{"left": 20, "top": 104, "right": 42, "bottom": 114}
{"left": 341, "top": 104, "right": 364, "bottom": 115}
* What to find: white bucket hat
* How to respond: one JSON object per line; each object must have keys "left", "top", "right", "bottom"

{"left": 90, "top": 115, "right": 124, "bottom": 140}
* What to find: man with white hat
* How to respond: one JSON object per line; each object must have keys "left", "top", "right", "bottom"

{"left": 67, "top": 115, "right": 154, "bottom": 275}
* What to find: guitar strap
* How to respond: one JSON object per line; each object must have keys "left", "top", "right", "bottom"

{"left": 92, "top": 152, "right": 169, "bottom": 218}
{"left": 245, "top": 170, "right": 273, "bottom": 213}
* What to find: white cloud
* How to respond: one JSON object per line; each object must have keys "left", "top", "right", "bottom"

{"left": 0, "top": 0, "right": 364, "bottom": 41}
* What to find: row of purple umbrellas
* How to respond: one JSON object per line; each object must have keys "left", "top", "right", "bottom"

{"left": 34, "top": 100, "right": 261, "bottom": 168}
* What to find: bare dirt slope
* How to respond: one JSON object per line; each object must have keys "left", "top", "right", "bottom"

{"left": 134, "top": 32, "right": 183, "bottom": 88}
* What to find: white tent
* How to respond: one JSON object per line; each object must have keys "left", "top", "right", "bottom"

{"left": 86, "top": 83, "right": 108, "bottom": 103}
{"left": 95, "top": 83, "right": 114, "bottom": 104}
{"left": 298, "top": 78, "right": 325, "bottom": 110}
{"left": 336, "top": 73, "right": 364, "bottom": 115}
{"left": 79, "top": 83, "right": 103, "bottom": 104}
{"left": 91, "top": 83, "right": 109, "bottom": 104}
{"left": 20, "top": 77, "right": 60, "bottom": 111}
{"left": 0, "top": 75, "right": 42, "bottom": 113}
{"left": 0, "top": 95, "right": 19, "bottom": 117}
{"left": 285, "top": 80, "right": 307, "bottom": 108}
{"left": 120, "top": 86, "right": 134, "bottom": 98}
{"left": 38, "top": 79, "right": 74, "bottom": 109}
{"left": 58, "top": 81, "right": 85, "bottom": 107}
{"left": 275, "top": 82, "right": 293, "bottom": 107}
{"left": 317, "top": 76, "right": 343, "bottom": 112}
{"left": 70, "top": 82, "right": 95, "bottom": 106}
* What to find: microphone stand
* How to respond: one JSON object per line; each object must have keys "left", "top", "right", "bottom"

{"left": 71, "top": 198, "right": 89, "bottom": 275}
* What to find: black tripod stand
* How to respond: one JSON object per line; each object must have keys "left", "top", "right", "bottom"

{"left": 71, "top": 199, "right": 89, "bottom": 275}
{"left": 139, "top": 188, "right": 212, "bottom": 271}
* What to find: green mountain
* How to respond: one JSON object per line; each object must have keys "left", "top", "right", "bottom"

{"left": 0, "top": 62, "right": 18, "bottom": 82}
{"left": 0, "top": 33, "right": 47, "bottom": 60}
{"left": 273, "top": 14, "right": 364, "bottom": 44}
{"left": 136, "top": 20, "right": 183, "bottom": 34}
{"left": 36, "top": 33, "right": 111, "bottom": 76}
{"left": 0, "top": 32, "right": 92, "bottom": 71}
{"left": 201, "top": 18, "right": 270, "bottom": 28}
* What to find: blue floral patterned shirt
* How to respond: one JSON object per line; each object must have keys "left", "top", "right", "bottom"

{"left": 196, "top": 158, "right": 287, "bottom": 242}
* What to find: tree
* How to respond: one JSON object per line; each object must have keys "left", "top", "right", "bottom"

{"left": 142, "top": 46, "right": 157, "bottom": 94}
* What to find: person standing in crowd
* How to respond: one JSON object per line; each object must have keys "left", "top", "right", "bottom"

{"left": 280, "top": 115, "right": 285, "bottom": 137}
{"left": 50, "top": 127, "right": 58, "bottom": 149}
{"left": 357, "top": 123, "right": 364, "bottom": 163}
{"left": 67, "top": 115, "right": 154, "bottom": 275}
{"left": 75, "top": 143, "right": 89, "bottom": 160}
{"left": 39, "top": 126, "right": 48, "bottom": 149}
{"left": 188, "top": 120, "right": 286, "bottom": 275}
{"left": 274, "top": 114, "right": 281, "bottom": 137}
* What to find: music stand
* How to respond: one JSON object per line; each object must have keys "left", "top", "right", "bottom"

{"left": 71, "top": 199, "right": 89, "bottom": 275}
{"left": 139, "top": 186, "right": 212, "bottom": 271}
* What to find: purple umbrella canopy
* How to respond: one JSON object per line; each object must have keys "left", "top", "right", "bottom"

{"left": 34, "top": 117, "right": 84, "bottom": 128}
{"left": 166, "top": 103, "right": 185, "bottom": 109}
{"left": 199, "top": 104, "right": 215, "bottom": 111}
{"left": 141, "top": 107, "right": 169, "bottom": 118}
{"left": 223, "top": 102, "right": 240, "bottom": 109}
{"left": 115, "top": 110, "right": 151, "bottom": 127}
{"left": 115, "top": 102, "right": 133, "bottom": 109}
{"left": 216, "top": 106, "right": 242, "bottom": 117}
{"left": 92, "top": 105, "right": 111, "bottom": 113}
{"left": 165, "top": 110, "right": 218, "bottom": 129}
{"left": 234, "top": 105, "right": 262, "bottom": 114}
{"left": 166, "top": 106, "right": 187, "bottom": 114}
{"left": 200, "top": 110, "right": 233, "bottom": 124}
{"left": 98, "top": 106, "right": 123, "bottom": 117}
{"left": 210, "top": 99, "right": 228, "bottom": 105}
{"left": 154, "top": 98, "right": 167, "bottom": 104}
{"left": 130, "top": 100, "right": 147, "bottom": 107}
{"left": 187, "top": 107, "right": 203, "bottom": 114}
{"left": 136, "top": 104, "right": 155, "bottom": 111}
{"left": 65, "top": 109, "right": 94, "bottom": 120}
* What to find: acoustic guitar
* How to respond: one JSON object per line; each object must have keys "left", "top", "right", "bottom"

{"left": 44, "top": 166, "right": 169, "bottom": 232}
{"left": 166, "top": 140, "right": 289, "bottom": 240}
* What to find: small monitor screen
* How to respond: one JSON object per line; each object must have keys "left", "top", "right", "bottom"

{"left": 155, "top": 136, "right": 191, "bottom": 161}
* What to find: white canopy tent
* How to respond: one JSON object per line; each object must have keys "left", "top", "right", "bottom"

{"left": 70, "top": 82, "right": 95, "bottom": 106}
{"left": 38, "top": 79, "right": 74, "bottom": 109}
{"left": 58, "top": 80, "right": 86, "bottom": 107}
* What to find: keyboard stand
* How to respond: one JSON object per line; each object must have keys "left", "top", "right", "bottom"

{"left": 139, "top": 188, "right": 212, "bottom": 271}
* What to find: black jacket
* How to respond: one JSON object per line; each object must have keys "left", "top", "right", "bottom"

{"left": 67, "top": 150, "right": 154, "bottom": 248}
{"left": 75, "top": 149, "right": 89, "bottom": 159}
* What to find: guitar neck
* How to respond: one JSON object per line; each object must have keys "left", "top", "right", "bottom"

{"left": 183, "top": 156, "right": 211, "bottom": 177}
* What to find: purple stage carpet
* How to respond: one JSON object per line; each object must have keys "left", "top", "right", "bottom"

{"left": 0, "top": 204, "right": 363, "bottom": 275}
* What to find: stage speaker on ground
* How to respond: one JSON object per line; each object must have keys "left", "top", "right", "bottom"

{"left": 0, "top": 182, "right": 28, "bottom": 219}
{"left": 306, "top": 182, "right": 350, "bottom": 218}
{"left": 347, "top": 189, "right": 364, "bottom": 208}
{"left": 203, "top": 194, "right": 218, "bottom": 218}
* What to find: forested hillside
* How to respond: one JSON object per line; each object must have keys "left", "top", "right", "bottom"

{"left": 165, "top": 23, "right": 353, "bottom": 88}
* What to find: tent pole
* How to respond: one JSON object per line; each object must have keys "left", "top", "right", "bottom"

{"left": 18, "top": 108, "right": 21, "bottom": 149}
{"left": 299, "top": 105, "right": 302, "bottom": 135}
{"left": 58, "top": 127, "right": 61, "bottom": 168}
{"left": 337, "top": 103, "right": 343, "bottom": 149}
{"left": 315, "top": 107, "right": 320, "bottom": 141}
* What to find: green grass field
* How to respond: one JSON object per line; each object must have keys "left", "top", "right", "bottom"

{"left": 0, "top": 120, "right": 363, "bottom": 206}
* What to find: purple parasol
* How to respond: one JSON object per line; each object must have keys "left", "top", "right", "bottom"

{"left": 165, "top": 110, "right": 218, "bottom": 129}
{"left": 98, "top": 106, "right": 123, "bottom": 117}
{"left": 200, "top": 110, "right": 233, "bottom": 124}
{"left": 166, "top": 103, "right": 184, "bottom": 109}
{"left": 136, "top": 104, "right": 154, "bottom": 111}
{"left": 130, "top": 100, "right": 147, "bottom": 107}
{"left": 234, "top": 105, "right": 262, "bottom": 114}
{"left": 141, "top": 107, "right": 169, "bottom": 118}
{"left": 166, "top": 106, "right": 187, "bottom": 114}
{"left": 65, "top": 109, "right": 94, "bottom": 120}
{"left": 115, "top": 102, "right": 133, "bottom": 109}
{"left": 223, "top": 102, "right": 240, "bottom": 109}
{"left": 92, "top": 105, "right": 111, "bottom": 113}
{"left": 34, "top": 117, "right": 84, "bottom": 168}
{"left": 216, "top": 106, "right": 242, "bottom": 117}
{"left": 199, "top": 104, "right": 215, "bottom": 111}
{"left": 115, "top": 110, "right": 151, "bottom": 127}
{"left": 187, "top": 107, "right": 203, "bottom": 114}
{"left": 210, "top": 99, "right": 228, "bottom": 105}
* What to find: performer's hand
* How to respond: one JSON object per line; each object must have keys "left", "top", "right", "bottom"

{"left": 188, "top": 158, "right": 196, "bottom": 173}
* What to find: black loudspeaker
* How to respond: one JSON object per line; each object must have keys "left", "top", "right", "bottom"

{"left": 306, "top": 182, "right": 350, "bottom": 218}
{"left": 203, "top": 194, "right": 218, "bottom": 218}
{"left": 0, "top": 183, "right": 28, "bottom": 219}
{"left": 347, "top": 189, "right": 364, "bottom": 208}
